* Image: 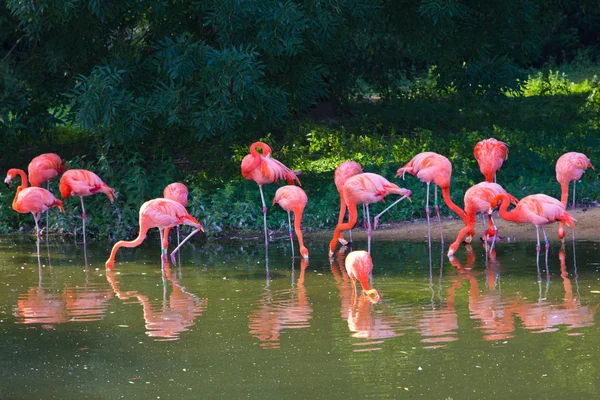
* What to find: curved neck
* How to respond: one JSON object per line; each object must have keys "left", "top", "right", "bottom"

{"left": 448, "top": 214, "right": 476, "bottom": 254}
{"left": 14, "top": 169, "right": 28, "bottom": 189}
{"left": 496, "top": 194, "right": 516, "bottom": 222}
{"left": 106, "top": 226, "right": 150, "bottom": 269}
{"left": 442, "top": 187, "right": 467, "bottom": 222}
{"left": 329, "top": 201, "right": 359, "bottom": 253}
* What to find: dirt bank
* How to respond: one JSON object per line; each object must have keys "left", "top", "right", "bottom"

{"left": 307, "top": 205, "right": 600, "bottom": 244}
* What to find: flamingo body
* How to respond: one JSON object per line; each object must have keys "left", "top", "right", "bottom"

{"left": 28, "top": 153, "right": 65, "bottom": 187}
{"left": 241, "top": 142, "right": 300, "bottom": 187}
{"left": 344, "top": 250, "right": 380, "bottom": 300}
{"left": 59, "top": 169, "right": 116, "bottom": 202}
{"left": 490, "top": 193, "right": 575, "bottom": 250}
{"left": 105, "top": 198, "right": 203, "bottom": 270}
{"left": 273, "top": 185, "right": 309, "bottom": 259}
{"left": 13, "top": 187, "right": 64, "bottom": 214}
{"left": 473, "top": 138, "right": 509, "bottom": 182}
{"left": 448, "top": 182, "right": 516, "bottom": 256}
{"left": 163, "top": 182, "right": 189, "bottom": 207}
{"left": 329, "top": 173, "right": 411, "bottom": 254}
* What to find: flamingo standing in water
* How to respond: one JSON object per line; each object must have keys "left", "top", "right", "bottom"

{"left": 329, "top": 173, "right": 411, "bottom": 255}
{"left": 556, "top": 152, "right": 594, "bottom": 239}
{"left": 396, "top": 152, "right": 466, "bottom": 246}
{"left": 473, "top": 138, "right": 509, "bottom": 183}
{"left": 105, "top": 198, "right": 204, "bottom": 270}
{"left": 273, "top": 185, "right": 309, "bottom": 259}
{"left": 334, "top": 161, "right": 363, "bottom": 246}
{"left": 163, "top": 182, "right": 189, "bottom": 249}
{"left": 344, "top": 250, "right": 380, "bottom": 301}
{"left": 28, "top": 153, "right": 65, "bottom": 236}
{"left": 241, "top": 142, "right": 300, "bottom": 249}
{"left": 59, "top": 169, "right": 116, "bottom": 245}
{"left": 489, "top": 193, "right": 575, "bottom": 253}
{"left": 4, "top": 169, "right": 64, "bottom": 254}
{"left": 447, "top": 182, "right": 518, "bottom": 256}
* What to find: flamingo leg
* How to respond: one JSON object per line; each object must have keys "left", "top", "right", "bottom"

{"left": 159, "top": 228, "right": 167, "bottom": 266}
{"left": 258, "top": 184, "right": 268, "bottom": 249}
{"left": 373, "top": 194, "right": 410, "bottom": 229}
{"left": 34, "top": 212, "right": 41, "bottom": 255}
{"left": 170, "top": 228, "right": 201, "bottom": 264}
{"left": 572, "top": 180, "right": 576, "bottom": 211}
{"left": 366, "top": 205, "right": 372, "bottom": 254}
{"left": 80, "top": 196, "right": 87, "bottom": 246}
{"left": 46, "top": 181, "right": 50, "bottom": 242}
{"left": 434, "top": 184, "right": 443, "bottom": 245}
{"left": 481, "top": 213, "right": 488, "bottom": 241}
{"left": 542, "top": 226, "right": 549, "bottom": 250}
{"left": 535, "top": 226, "right": 541, "bottom": 253}
{"left": 287, "top": 210, "right": 295, "bottom": 257}
{"left": 426, "top": 182, "right": 431, "bottom": 248}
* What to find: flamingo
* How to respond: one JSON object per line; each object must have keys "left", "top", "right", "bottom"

{"left": 344, "top": 250, "right": 380, "bottom": 301}
{"left": 329, "top": 173, "right": 411, "bottom": 255}
{"left": 396, "top": 152, "right": 467, "bottom": 246}
{"left": 273, "top": 185, "right": 309, "bottom": 259}
{"left": 241, "top": 141, "right": 300, "bottom": 249}
{"left": 334, "top": 161, "right": 363, "bottom": 246}
{"left": 556, "top": 152, "right": 594, "bottom": 239}
{"left": 163, "top": 182, "right": 189, "bottom": 250}
{"left": 473, "top": 138, "right": 509, "bottom": 183}
{"left": 4, "top": 169, "right": 64, "bottom": 254}
{"left": 28, "top": 153, "right": 65, "bottom": 236}
{"left": 59, "top": 169, "right": 116, "bottom": 245}
{"left": 489, "top": 193, "right": 575, "bottom": 252}
{"left": 447, "top": 182, "right": 518, "bottom": 256}
{"left": 105, "top": 198, "right": 204, "bottom": 270}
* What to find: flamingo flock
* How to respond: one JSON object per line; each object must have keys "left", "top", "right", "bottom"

{"left": 3, "top": 141, "right": 595, "bottom": 300}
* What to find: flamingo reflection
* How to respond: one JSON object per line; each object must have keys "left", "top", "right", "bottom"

{"left": 513, "top": 245, "right": 596, "bottom": 333}
{"left": 248, "top": 258, "right": 312, "bottom": 349}
{"left": 330, "top": 251, "right": 401, "bottom": 350}
{"left": 106, "top": 265, "right": 207, "bottom": 341}
{"left": 450, "top": 247, "right": 515, "bottom": 341}
{"left": 15, "top": 254, "right": 113, "bottom": 327}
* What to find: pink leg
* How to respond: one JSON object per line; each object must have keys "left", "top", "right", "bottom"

{"left": 425, "top": 182, "right": 431, "bottom": 248}
{"left": 80, "top": 196, "right": 87, "bottom": 246}
{"left": 46, "top": 181, "right": 50, "bottom": 241}
{"left": 535, "top": 226, "right": 541, "bottom": 253}
{"left": 259, "top": 185, "right": 268, "bottom": 249}
{"left": 287, "top": 211, "right": 295, "bottom": 257}
{"left": 159, "top": 228, "right": 168, "bottom": 266}
{"left": 33, "top": 212, "right": 41, "bottom": 255}
{"left": 434, "top": 184, "right": 443, "bottom": 245}
{"left": 366, "top": 205, "right": 372, "bottom": 254}
{"left": 572, "top": 181, "right": 576, "bottom": 211}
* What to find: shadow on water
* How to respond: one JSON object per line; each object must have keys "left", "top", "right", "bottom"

{"left": 0, "top": 234, "right": 599, "bottom": 399}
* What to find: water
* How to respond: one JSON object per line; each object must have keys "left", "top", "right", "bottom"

{"left": 0, "top": 234, "right": 599, "bottom": 399}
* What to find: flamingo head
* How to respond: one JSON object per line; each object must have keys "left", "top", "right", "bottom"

{"left": 300, "top": 246, "right": 309, "bottom": 260}
{"left": 447, "top": 243, "right": 459, "bottom": 257}
{"left": 4, "top": 169, "right": 18, "bottom": 185}
{"left": 364, "top": 289, "right": 381, "bottom": 303}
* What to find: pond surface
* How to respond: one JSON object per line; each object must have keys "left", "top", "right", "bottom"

{"left": 0, "top": 234, "right": 599, "bottom": 399}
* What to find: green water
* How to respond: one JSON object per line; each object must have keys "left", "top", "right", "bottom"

{"left": 0, "top": 235, "right": 599, "bottom": 399}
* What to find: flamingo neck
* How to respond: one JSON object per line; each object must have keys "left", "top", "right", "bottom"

{"left": 292, "top": 209, "right": 308, "bottom": 259}
{"left": 496, "top": 194, "right": 517, "bottom": 222}
{"left": 329, "top": 201, "right": 359, "bottom": 253}
{"left": 559, "top": 182, "right": 569, "bottom": 207}
{"left": 448, "top": 214, "right": 476, "bottom": 255}
{"left": 442, "top": 187, "right": 467, "bottom": 222}
{"left": 13, "top": 169, "right": 28, "bottom": 189}
{"left": 105, "top": 226, "right": 150, "bottom": 269}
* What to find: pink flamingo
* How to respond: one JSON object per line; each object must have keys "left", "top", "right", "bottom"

{"left": 59, "top": 169, "right": 116, "bottom": 245}
{"left": 447, "top": 182, "right": 517, "bottom": 256}
{"left": 105, "top": 198, "right": 204, "bottom": 270}
{"left": 5, "top": 169, "right": 64, "bottom": 254}
{"left": 163, "top": 182, "right": 189, "bottom": 249}
{"left": 334, "top": 161, "right": 363, "bottom": 246}
{"left": 329, "top": 173, "right": 411, "bottom": 255}
{"left": 241, "top": 142, "right": 300, "bottom": 249}
{"left": 556, "top": 152, "right": 594, "bottom": 239}
{"left": 273, "top": 185, "right": 309, "bottom": 259}
{"left": 473, "top": 138, "right": 509, "bottom": 182}
{"left": 344, "top": 250, "right": 380, "bottom": 301}
{"left": 489, "top": 193, "right": 575, "bottom": 252}
{"left": 397, "top": 152, "right": 467, "bottom": 246}
{"left": 28, "top": 153, "right": 65, "bottom": 236}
